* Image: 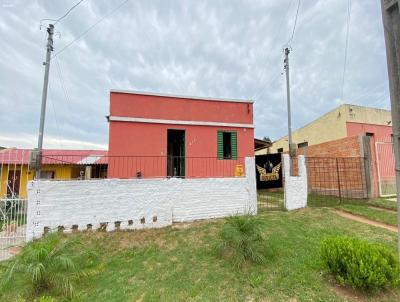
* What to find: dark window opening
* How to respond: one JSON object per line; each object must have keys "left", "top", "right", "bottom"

{"left": 41, "top": 171, "right": 55, "bottom": 179}
{"left": 277, "top": 148, "right": 283, "bottom": 153}
{"left": 223, "top": 132, "right": 232, "bottom": 159}
{"left": 217, "top": 131, "right": 237, "bottom": 160}
{"left": 366, "top": 132, "right": 374, "bottom": 137}
{"left": 297, "top": 142, "right": 308, "bottom": 149}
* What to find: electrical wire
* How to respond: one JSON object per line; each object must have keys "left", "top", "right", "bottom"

{"left": 47, "top": 81, "right": 64, "bottom": 149}
{"left": 54, "top": 0, "right": 85, "bottom": 25}
{"left": 40, "top": 0, "right": 85, "bottom": 27}
{"left": 55, "top": 58, "right": 73, "bottom": 114}
{"left": 340, "top": 0, "right": 352, "bottom": 102}
{"left": 285, "top": 0, "right": 301, "bottom": 48}
{"left": 251, "top": 0, "right": 295, "bottom": 101}
{"left": 52, "top": 0, "right": 132, "bottom": 59}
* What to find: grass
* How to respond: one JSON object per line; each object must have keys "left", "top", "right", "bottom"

{"left": 1, "top": 209, "right": 399, "bottom": 301}
{"left": 368, "top": 198, "right": 398, "bottom": 211}
{"left": 338, "top": 204, "right": 398, "bottom": 226}
{"left": 305, "top": 193, "right": 398, "bottom": 227}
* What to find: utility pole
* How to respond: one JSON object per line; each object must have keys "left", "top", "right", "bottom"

{"left": 380, "top": 0, "right": 400, "bottom": 262}
{"left": 284, "top": 47, "right": 295, "bottom": 175}
{"left": 36, "top": 24, "right": 54, "bottom": 179}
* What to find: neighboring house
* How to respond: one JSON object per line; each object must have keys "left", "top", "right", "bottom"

{"left": 0, "top": 148, "right": 107, "bottom": 198}
{"left": 254, "top": 138, "right": 272, "bottom": 155}
{"left": 107, "top": 90, "right": 254, "bottom": 178}
{"left": 271, "top": 104, "right": 394, "bottom": 197}
{"left": 271, "top": 104, "right": 392, "bottom": 153}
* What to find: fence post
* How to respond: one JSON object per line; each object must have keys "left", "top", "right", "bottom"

{"left": 361, "top": 135, "right": 373, "bottom": 199}
{"left": 336, "top": 158, "right": 342, "bottom": 203}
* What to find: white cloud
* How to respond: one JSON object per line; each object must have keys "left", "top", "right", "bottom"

{"left": 0, "top": 0, "right": 390, "bottom": 149}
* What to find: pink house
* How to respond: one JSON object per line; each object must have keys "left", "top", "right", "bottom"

{"left": 107, "top": 90, "right": 254, "bottom": 178}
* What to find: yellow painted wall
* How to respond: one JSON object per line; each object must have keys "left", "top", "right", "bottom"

{"left": 270, "top": 104, "right": 392, "bottom": 153}
{"left": 0, "top": 164, "right": 76, "bottom": 199}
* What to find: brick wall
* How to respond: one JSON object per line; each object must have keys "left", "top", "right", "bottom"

{"left": 292, "top": 136, "right": 367, "bottom": 199}
{"left": 296, "top": 135, "right": 362, "bottom": 157}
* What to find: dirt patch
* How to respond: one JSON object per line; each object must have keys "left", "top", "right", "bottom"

{"left": 332, "top": 284, "right": 366, "bottom": 302}
{"left": 368, "top": 206, "right": 397, "bottom": 213}
{"left": 332, "top": 210, "right": 398, "bottom": 232}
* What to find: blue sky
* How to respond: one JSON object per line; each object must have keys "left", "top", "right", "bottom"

{"left": 0, "top": 0, "right": 390, "bottom": 149}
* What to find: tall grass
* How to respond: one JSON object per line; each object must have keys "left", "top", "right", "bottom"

{"left": 217, "top": 214, "right": 265, "bottom": 268}
{"left": 1, "top": 233, "right": 97, "bottom": 299}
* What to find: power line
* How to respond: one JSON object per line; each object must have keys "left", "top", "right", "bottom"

{"left": 55, "top": 0, "right": 85, "bottom": 25}
{"left": 340, "top": 0, "right": 352, "bottom": 102}
{"left": 251, "top": 0, "right": 295, "bottom": 100}
{"left": 55, "top": 58, "right": 73, "bottom": 114}
{"left": 52, "top": 0, "right": 132, "bottom": 59}
{"left": 40, "top": 0, "right": 85, "bottom": 27}
{"left": 47, "top": 81, "right": 64, "bottom": 149}
{"left": 285, "top": 0, "right": 301, "bottom": 48}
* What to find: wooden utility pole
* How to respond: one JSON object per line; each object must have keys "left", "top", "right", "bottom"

{"left": 380, "top": 0, "right": 400, "bottom": 262}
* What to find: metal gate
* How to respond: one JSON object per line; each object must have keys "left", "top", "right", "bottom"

{"left": 375, "top": 141, "right": 396, "bottom": 197}
{"left": 0, "top": 149, "right": 29, "bottom": 261}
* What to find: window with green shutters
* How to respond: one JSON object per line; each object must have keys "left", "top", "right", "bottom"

{"left": 217, "top": 131, "right": 237, "bottom": 160}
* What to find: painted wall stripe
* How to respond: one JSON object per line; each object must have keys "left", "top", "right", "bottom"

{"left": 109, "top": 116, "right": 255, "bottom": 128}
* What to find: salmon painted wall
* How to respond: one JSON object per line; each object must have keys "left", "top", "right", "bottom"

{"left": 347, "top": 122, "right": 393, "bottom": 197}
{"left": 108, "top": 122, "right": 253, "bottom": 178}
{"left": 110, "top": 92, "right": 253, "bottom": 124}
{"left": 108, "top": 92, "right": 254, "bottom": 178}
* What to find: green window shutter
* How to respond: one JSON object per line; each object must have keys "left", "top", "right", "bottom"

{"left": 217, "top": 131, "right": 224, "bottom": 159}
{"left": 231, "top": 132, "right": 237, "bottom": 160}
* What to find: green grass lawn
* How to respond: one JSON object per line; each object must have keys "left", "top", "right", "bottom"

{"left": 368, "top": 198, "right": 398, "bottom": 211}
{"left": 1, "top": 209, "right": 399, "bottom": 302}
{"left": 337, "top": 204, "right": 398, "bottom": 226}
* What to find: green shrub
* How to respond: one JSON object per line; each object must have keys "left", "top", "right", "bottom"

{"left": 320, "top": 236, "right": 400, "bottom": 291}
{"left": 217, "top": 214, "right": 265, "bottom": 268}
{"left": 2, "top": 233, "right": 97, "bottom": 299}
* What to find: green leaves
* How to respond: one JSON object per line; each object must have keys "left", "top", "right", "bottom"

{"left": 2, "top": 233, "right": 98, "bottom": 299}
{"left": 217, "top": 214, "right": 266, "bottom": 268}
{"left": 320, "top": 236, "right": 400, "bottom": 291}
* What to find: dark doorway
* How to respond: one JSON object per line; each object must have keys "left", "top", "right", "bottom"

{"left": 167, "top": 129, "right": 185, "bottom": 177}
{"left": 7, "top": 170, "right": 21, "bottom": 198}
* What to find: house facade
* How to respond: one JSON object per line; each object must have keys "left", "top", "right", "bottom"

{"left": 270, "top": 104, "right": 394, "bottom": 197}
{"left": 108, "top": 90, "right": 254, "bottom": 178}
{"left": 270, "top": 104, "right": 392, "bottom": 153}
{"left": 0, "top": 149, "right": 107, "bottom": 198}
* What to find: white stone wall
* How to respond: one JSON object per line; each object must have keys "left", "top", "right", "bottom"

{"left": 27, "top": 157, "right": 256, "bottom": 240}
{"left": 283, "top": 155, "right": 308, "bottom": 211}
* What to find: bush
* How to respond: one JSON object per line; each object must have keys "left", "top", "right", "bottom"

{"left": 320, "top": 236, "right": 400, "bottom": 291}
{"left": 2, "top": 233, "right": 97, "bottom": 298}
{"left": 217, "top": 214, "right": 265, "bottom": 268}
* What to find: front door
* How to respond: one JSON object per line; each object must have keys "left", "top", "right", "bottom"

{"left": 167, "top": 129, "right": 185, "bottom": 177}
{"left": 7, "top": 170, "right": 21, "bottom": 198}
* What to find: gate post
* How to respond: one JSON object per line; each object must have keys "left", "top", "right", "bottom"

{"left": 336, "top": 158, "right": 342, "bottom": 203}
{"left": 361, "top": 135, "right": 374, "bottom": 199}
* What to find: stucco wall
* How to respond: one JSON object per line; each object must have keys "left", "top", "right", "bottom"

{"left": 271, "top": 104, "right": 392, "bottom": 153}
{"left": 283, "top": 155, "right": 307, "bottom": 211}
{"left": 110, "top": 91, "right": 253, "bottom": 125}
{"left": 26, "top": 157, "right": 257, "bottom": 240}
{"left": 108, "top": 121, "right": 254, "bottom": 178}
{"left": 271, "top": 106, "right": 346, "bottom": 153}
